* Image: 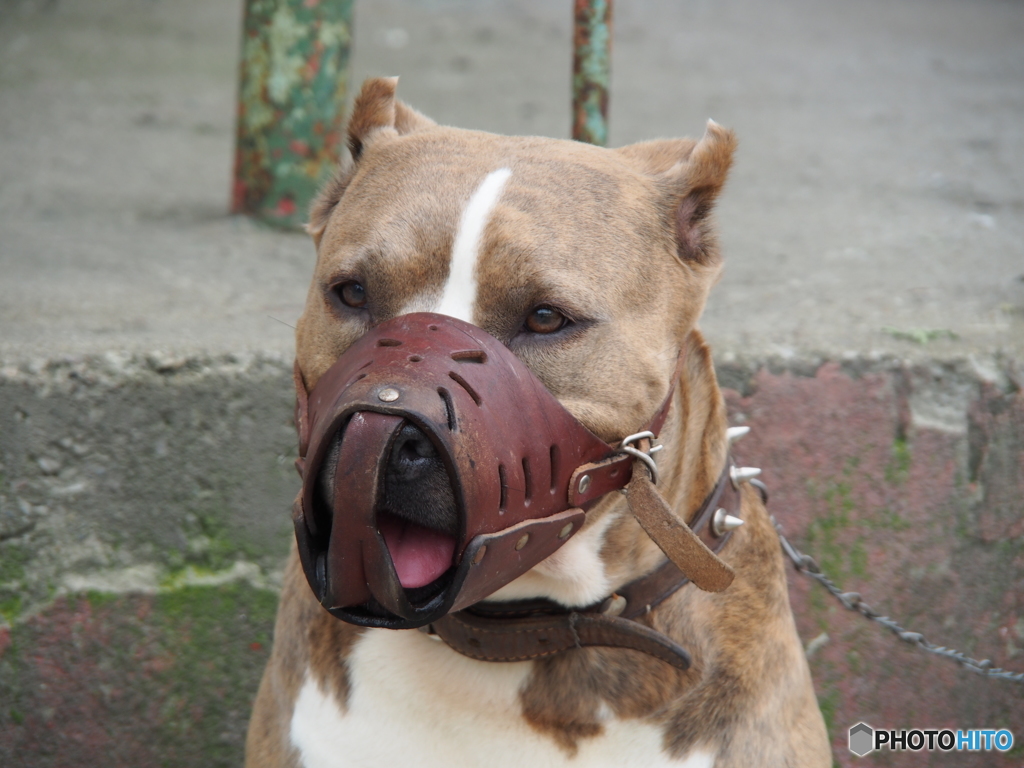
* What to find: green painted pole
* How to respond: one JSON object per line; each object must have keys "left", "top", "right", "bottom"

{"left": 231, "top": 0, "right": 354, "bottom": 230}
{"left": 572, "top": 0, "right": 612, "bottom": 146}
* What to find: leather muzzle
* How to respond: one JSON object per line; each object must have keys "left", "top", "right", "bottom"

{"left": 292, "top": 312, "right": 735, "bottom": 631}
{"left": 292, "top": 313, "right": 632, "bottom": 629}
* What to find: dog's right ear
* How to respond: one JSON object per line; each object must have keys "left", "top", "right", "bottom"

{"left": 307, "top": 77, "right": 436, "bottom": 247}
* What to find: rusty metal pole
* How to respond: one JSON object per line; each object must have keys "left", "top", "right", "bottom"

{"left": 572, "top": 0, "right": 612, "bottom": 146}
{"left": 231, "top": 0, "right": 354, "bottom": 230}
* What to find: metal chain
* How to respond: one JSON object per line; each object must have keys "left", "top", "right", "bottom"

{"left": 771, "top": 516, "right": 1024, "bottom": 684}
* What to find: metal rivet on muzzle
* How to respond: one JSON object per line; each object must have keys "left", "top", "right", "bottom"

{"left": 515, "top": 534, "right": 530, "bottom": 551}
{"left": 558, "top": 522, "right": 574, "bottom": 539}
{"left": 578, "top": 474, "right": 591, "bottom": 494}
{"left": 378, "top": 387, "right": 400, "bottom": 402}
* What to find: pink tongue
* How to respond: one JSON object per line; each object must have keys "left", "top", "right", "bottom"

{"left": 378, "top": 515, "right": 456, "bottom": 589}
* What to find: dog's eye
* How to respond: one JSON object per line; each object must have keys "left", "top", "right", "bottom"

{"left": 335, "top": 281, "right": 368, "bottom": 309}
{"left": 525, "top": 306, "right": 567, "bottom": 334}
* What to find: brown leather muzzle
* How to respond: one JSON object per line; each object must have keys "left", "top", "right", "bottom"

{"left": 292, "top": 313, "right": 631, "bottom": 630}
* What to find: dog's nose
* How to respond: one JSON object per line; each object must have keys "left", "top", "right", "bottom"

{"left": 382, "top": 422, "right": 459, "bottom": 537}
{"left": 389, "top": 422, "right": 439, "bottom": 480}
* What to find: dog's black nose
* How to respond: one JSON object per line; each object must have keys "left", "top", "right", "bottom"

{"left": 389, "top": 422, "right": 440, "bottom": 480}
{"left": 382, "top": 422, "right": 458, "bottom": 537}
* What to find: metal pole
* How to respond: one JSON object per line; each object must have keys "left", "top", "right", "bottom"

{"left": 572, "top": 0, "right": 612, "bottom": 146}
{"left": 231, "top": 0, "right": 354, "bottom": 230}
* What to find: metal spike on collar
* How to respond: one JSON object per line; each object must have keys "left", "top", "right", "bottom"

{"left": 730, "top": 466, "right": 762, "bottom": 486}
{"left": 726, "top": 426, "right": 750, "bottom": 445}
{"left": 712, "top": 507, "right": 745, "bottom": 537}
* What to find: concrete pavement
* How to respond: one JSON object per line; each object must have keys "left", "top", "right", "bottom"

{"left": 1, "top": 0, "right": 1021, "bottom": 362}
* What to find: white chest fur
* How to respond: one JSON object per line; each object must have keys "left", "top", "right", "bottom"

{"left": 290, "top": 629, "right": 714, "bottom": 768}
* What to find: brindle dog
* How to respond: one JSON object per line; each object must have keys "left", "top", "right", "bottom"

{"left": 246, "top": 77, "right": 831, "bottom": 768}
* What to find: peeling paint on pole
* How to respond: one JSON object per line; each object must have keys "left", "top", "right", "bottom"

{"left": 231, "top": 0, "right": 353, "bottom": 230}
{"left": 572, "top": 0, "right": 612, "bottom": 146}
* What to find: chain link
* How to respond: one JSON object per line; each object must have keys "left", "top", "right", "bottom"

{"left": 772, "top": 516, "right": 1024, "bottom": 684}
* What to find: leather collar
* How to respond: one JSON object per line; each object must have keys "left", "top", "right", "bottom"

{"left": 426, "top": 459, "right": 741, "bottom": 670}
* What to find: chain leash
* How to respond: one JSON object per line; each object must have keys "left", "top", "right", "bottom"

{"left": 771, "top": 516, "right": 1024, "bottom": 684}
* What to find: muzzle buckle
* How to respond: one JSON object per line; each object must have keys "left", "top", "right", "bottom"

{"left": 618, "top": 431, "right": 664, "bottom": 485}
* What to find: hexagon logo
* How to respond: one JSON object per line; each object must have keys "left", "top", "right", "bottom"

{"left": 849, "top": 722, "right": 874, "bottom": 757}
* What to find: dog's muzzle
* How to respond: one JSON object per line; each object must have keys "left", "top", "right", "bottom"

{"left": 291, "top": 313, "right": 650, "bottom": 630}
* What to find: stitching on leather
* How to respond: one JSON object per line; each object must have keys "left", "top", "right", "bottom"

{"left": 448, "top": 615, "right": 570, "bottom": 637}
{"left": 459, "top": 647, "right": 570, "bottom": 662}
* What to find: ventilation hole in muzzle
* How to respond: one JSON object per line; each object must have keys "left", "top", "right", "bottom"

{"left": 549, "top": 445, "right": 560, "bottom": 493}
{"left": 450, "top": 349, "right": 487, "bottom": 364}
{"left": 378, "top": 338, "right": 403, "bottom": 347}
{"left": 448, "top": 371, "right": 481, "bottom": 406}
{"left": 408, "top": 355, "right": 422, "bottom": 362}
{"left": 345, "top": 371, "right": 369, "bottom": 389}
{"left": 498, "top": 464, "right": 508, "bottom": 513}
{"left": 522, "top": 457, "right": 533, "bottom": 503}
{"left": 437, "top": 387, "right": 456, "bottom": 430}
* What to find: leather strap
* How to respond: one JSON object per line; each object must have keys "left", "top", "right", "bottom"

{"left": 430, "top": 461, "right": 740, "bottom": 669}
{"left": 429, "top": 609, "right": 694, "bottom": 670}
{"left": 624, "top": 461, "right": 735, "bottom": 593}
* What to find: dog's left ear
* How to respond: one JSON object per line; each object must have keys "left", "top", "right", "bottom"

{"left": 616, "top": 120, "right": 736, "bottom": 266}
{"left": 307, "top": 77, "right": 437, "bottom": 248}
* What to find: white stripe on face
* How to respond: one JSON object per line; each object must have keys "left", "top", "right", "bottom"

{"left": 435, "top": 167, "right": 512, "bottom": 323}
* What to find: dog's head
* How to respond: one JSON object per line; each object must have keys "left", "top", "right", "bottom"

{"left": 293, "top": 77, "right": 735, "bottom": 624}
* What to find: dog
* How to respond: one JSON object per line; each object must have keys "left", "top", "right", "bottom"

{"left": 246, "top": 77, "right": 831, "bottom": 768}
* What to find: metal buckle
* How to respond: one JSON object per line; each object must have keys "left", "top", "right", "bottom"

{"left": 619, "top": 431, "right": 664, "bottom": 485}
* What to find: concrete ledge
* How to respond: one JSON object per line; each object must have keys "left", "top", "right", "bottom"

{"left": 0, "top": 354, "right": 298, "bottom": 627}
{"left": 1, "top": 351, "right": 1021, "bottom": 766}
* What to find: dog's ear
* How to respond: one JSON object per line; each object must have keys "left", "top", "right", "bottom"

{"left": 616, "top": 121, "right": 736, "bottom": 266}
{"left": 346, "top": 76, "right": 437, "bottom": 161}
{"left": 307, "top": 77, "right": 437, "bottom": 247}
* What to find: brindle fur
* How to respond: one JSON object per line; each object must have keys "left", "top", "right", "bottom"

{"left": 247, "top": 78, "right": 830, "bottom": 767}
